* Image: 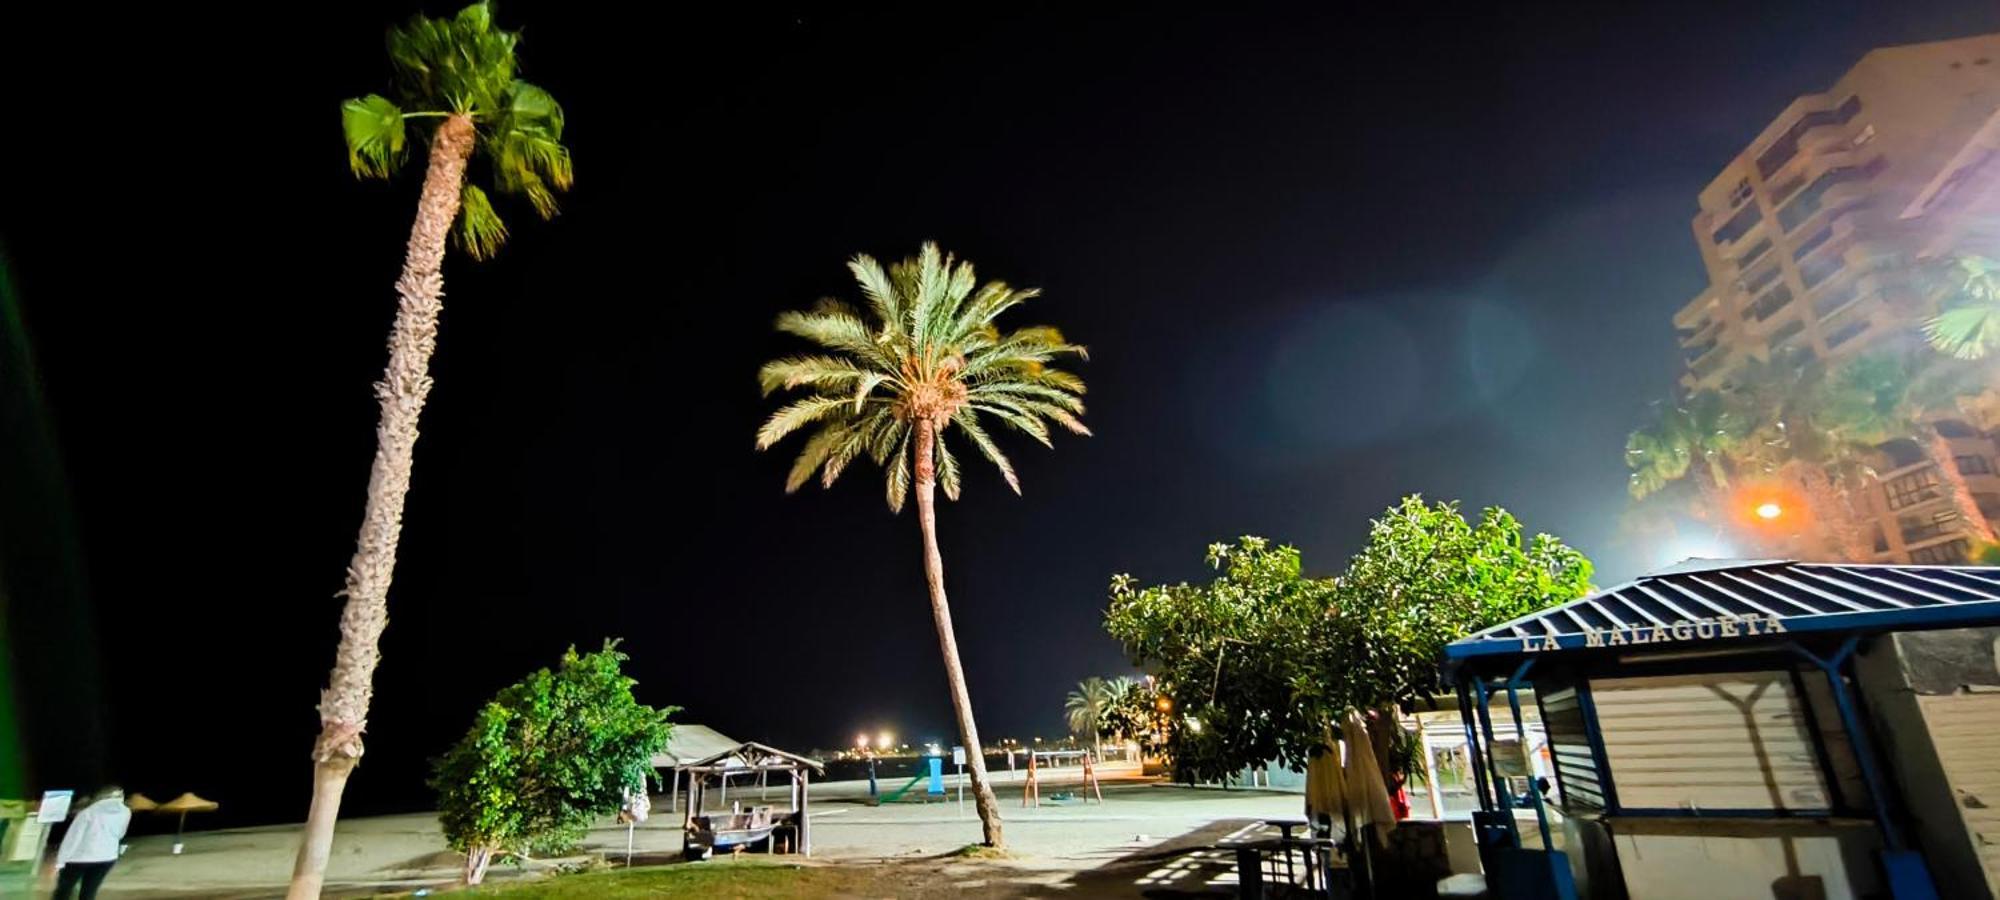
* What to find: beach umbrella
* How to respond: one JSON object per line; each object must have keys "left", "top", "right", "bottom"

{"left": 124, "top": 793, "right": 159, "bottom": 813}
{"left": 156, "top": 793, "right": 218, "bottom": 855}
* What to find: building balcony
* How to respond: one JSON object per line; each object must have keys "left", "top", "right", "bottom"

{"left": 1798, "top": 121, "right": 1860, "bottom": 155}
{"left": 1709, "top": 203, "right": 1766, "bottom": 253}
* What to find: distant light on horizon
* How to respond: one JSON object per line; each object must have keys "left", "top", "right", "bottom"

{"left": 877, "top": 731, "right": 894, "bottom": 750}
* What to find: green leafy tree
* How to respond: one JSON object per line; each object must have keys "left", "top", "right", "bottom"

{"left": 1106, "top": 537, "right": 1340, "bottom": 782}
{"left": 1105, "top": 499, "right": 1592, "bottom": 785}
{"left": 1064, "top": 677, "right": 1112, "bottom": 761}
{"left": 297, "top": 5, "right": 571, "bottom": 895}
{"left": 1314, "top": 497, "right": 1594, "bottom": 718}
{"left": 430, "top": 641, "right": 674, "bottom": 885}
{"left": 755, "top": 243, "right": 1088, "bottom": 847}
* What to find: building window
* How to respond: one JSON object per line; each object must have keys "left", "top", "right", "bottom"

{"left": 1779, "top": 156, "right": 1886, "bottom": 232}
{"left": 1742, "top": 262, "right": 1782, "bottom": 294}
{"left": 1767, "top": 318, "right": 1805, "bottom": 350}
{"left": 1909, "top": 539, "right": 1970, "bottom": 565}
{"left": 1712, "top": 203, "right": 1762, "bottom": 246}
{"left": 1751, "top": 285, "right": 1795, "bottom": 321}
{"left": 1813, "top": 281, "right": 1861, "bottom": 320}
{"left": 1901, "top": 509, "right": 1960, "bottom": 544}
{"left": 1738, "top": 237, "right": 1775, "bottom": 269}
{"left": 1801, "top": 252, "right": 1845, "bottom": 289}
{"left": 1826, "top": 317, "right": 1870, "bottom": 348}
{"left": 1957, "top": 454, "right": 1993, "bottom": 475}
{"left": 1885, "top": 468, "right": 1942, "bottom": 510}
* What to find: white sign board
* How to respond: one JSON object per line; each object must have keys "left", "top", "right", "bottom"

{"left": 952, "top": 746, "right": 967, "bottom": 766}
{"left": 36, "top": 790, "right": 73, "bottom": 824}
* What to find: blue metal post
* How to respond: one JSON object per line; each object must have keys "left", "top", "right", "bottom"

{"left": 1474, "top": 678, "right": 1517, "bottom": 841}
{"left": 1457, "top": 674, "right": 1493, "bottom": 811}
{"left": 1504, "top": 659, "right": 1553, "bottom": 852}
{"left": 1791, "top": 636, "right": 1937, "bottom": 900}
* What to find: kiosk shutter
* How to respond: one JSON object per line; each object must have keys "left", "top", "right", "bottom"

{"left": 1590, "top": 671, "right": 1833, "bottom": 813}
{"left": 1539, "top": 685, "right": 1605, "bottom": 812}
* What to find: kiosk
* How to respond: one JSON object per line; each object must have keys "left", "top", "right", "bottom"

{"left": 1445, "top": 559, "right": 2000, "bottom": 900}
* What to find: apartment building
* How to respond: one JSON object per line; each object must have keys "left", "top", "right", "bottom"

{"left": 1670, "top": 34, "right": 2000, "bottom": 563}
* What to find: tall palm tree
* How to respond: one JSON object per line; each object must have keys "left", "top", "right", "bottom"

{"left": 1924, "top": 255, "right": 2000, "bottom": 360}
{"left": 294, "top": 5, "right": 570, "bottom": 896}
{"left": 756, "top": 243, "right": 1089, "bottom": 847}
{"left": 1823, "top": 353, "right": 1997, "bottom": 545}
{"left": 1065, "top": 677, "right": 1112, "bottom": 761}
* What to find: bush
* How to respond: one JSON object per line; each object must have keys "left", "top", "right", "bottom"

{"left": 431, "top": 639, "right": 676, "bottom": 884}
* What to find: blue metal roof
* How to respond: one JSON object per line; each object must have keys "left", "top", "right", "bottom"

{"left": 1445, "top": 559, "right": 2000, "bottom": 660}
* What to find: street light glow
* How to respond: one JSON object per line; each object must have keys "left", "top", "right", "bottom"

{"left": 1755, "top": 501, "right": 1782, "bottom": 520}
{"left": 877, "top": 731, "right": 894, "bottom": 750}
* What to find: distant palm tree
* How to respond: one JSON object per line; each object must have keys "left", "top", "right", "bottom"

{"left": 295, "top": 4, "right": 570, "bottom": 896}
{"left": 756, "top": 243, "right": 1089, "bottom": 847}
{"left": 1066, "top": 677, "right": 1112, "bottom": 761}
{"left": 1823, "top": 353, "right": 1997, "bottom": 545}
{"left": 1924, "top": 256, "right": 2000, "bottom": 360}
{"left": 1101, "top": 675, "right": 1138, "bottom": 741}
{"left": 1625, "top": 390, "right": 1744, "bottom": 506}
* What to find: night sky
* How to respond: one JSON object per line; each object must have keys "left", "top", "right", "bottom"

{"left": 5, "top": 1, "right": 1999, "bottom": 827}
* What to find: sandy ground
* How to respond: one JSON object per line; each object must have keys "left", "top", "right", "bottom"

{"left": 71, "top": 762, "right": 1312, "bottom": 898}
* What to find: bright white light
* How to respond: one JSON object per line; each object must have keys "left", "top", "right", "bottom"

{"left": 877, "top": 731, "right": 894, "bottom": 750}
{"left": 1756, "top": 502, "right": 1782, "bottom": 520}
{"left": 856, "top": 733, "right": 870, "bottom": 749}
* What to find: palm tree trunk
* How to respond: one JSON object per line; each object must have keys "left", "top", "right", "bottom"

{"left": 288, "top": 114, "right": 477, "bottom": 900}
{"left": 1924, "top": 426, "right": 1997, "bottom": 544}
{"left": 913, "top": 418, "right": 1005, "bottom": 847}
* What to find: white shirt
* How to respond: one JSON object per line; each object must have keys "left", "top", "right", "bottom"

{"left": 56, "top": 797, "right": 131, "bottom": 865}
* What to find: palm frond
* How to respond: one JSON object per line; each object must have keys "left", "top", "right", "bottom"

{"left": 823, "top": 408, "right": 894, "bottom": 487}
{"left": 387, "top": 1, "right": 518, "bottom": 116}
{"left": 1926, "top": 306, "right": 2000, "bottom": 360}
{"left": 487, "top": 79, "right": 572, "bottom": 219}
{"left": 341, "top": 94, "right": 407, "bottom": 179}
{"left": 885, "top": 429, "right": 912, "bottom": 513}
{"left": 758, "top": 355, "right": 875, "bottom": 396}
{"left": 936, "top": 429, "right": 963, "bottom": 501}
{"left": 971, "top": 381, "right": 1086, "bottom": 413}
{"left": 774, "top": 307, "right": 894, "bottom": 367}
{"left": 970, "top": 402, "right": 1053, "bottom": 447}
{"left": 756, "top": 396, "right": 853, "bottom": 450}
{"left": 454, "top": 183, "right": 509, "bottom": 259}
{"left": 953, "top": 409, "right": 1020, "bottom": 494}
{"left": 848, "top": 254, "right": 905, "bottom": 340}
{"left": 785, "top": 426, "right": 846, "bottom": 493}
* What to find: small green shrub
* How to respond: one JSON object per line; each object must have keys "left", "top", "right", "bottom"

{"left": 430, "top": 639, "right": 675, "bottom": 884}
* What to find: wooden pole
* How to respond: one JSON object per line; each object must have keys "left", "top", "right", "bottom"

{"left": 788, "top": 768, "right": 804, "bottom": 856}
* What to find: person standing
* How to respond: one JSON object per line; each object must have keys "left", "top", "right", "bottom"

{"left": 53, "top": 786, "right": 130, "bottom": 900}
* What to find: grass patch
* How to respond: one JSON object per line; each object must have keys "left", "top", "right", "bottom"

{"left": 443, "top": 858, "right": 897, "bottom": 899}
{"left": 950, "top": 843, "right": 1011, "bottom": 860}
